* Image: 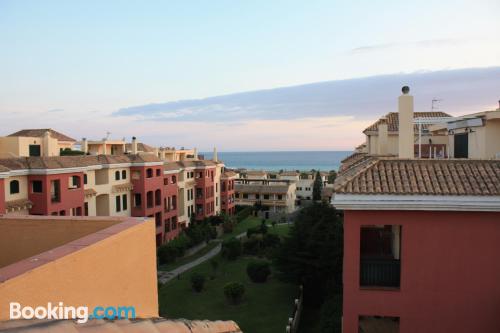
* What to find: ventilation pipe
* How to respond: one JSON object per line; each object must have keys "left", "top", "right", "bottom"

{"left": 131, "top": 137, "right": 138, "bottom": 154}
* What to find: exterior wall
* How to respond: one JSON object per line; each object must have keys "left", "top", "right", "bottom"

{"left": 0, "top": 217, "right": 158, "bottom": 319}
{"left": 343, "top": 210, "right": 500, "bottom": 333}
{"left": 0, "top": 136, "right": 62, "bottom": 158}
{"left": 4, "top": 175, "right": 29, "bottom": 203}
{"left": 194, "top": 167, "right": 216, "bottom": 221}
{"left": 221, "top": 178, "right": 236, "bottom": 215}
{"left": 130, "top": 165, "right": 164, "bottom": 245}
{"left": 214, "top": 165, "right": 222, "bottom": 215}
{"left": 0, "top": 179, "right": 5, "bottom": 214}
{"left": 28, "top": 173, "right": 85, "bottom": 216}
{"left": 297, "top": 179, "right": 313, "bottom": 199}
{"left": 163, "top": 172, "right": 180, "bottom": 242}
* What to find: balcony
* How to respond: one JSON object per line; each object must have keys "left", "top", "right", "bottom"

{"left": 360, "top": 259, "right": 400, "bottom": 288}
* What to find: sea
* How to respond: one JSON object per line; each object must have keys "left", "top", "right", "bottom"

{"left": 201, "top": 151, "right": 352, "bottom": 172}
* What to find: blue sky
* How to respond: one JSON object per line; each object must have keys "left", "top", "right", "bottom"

{"left": 1, "top": 0, "right": 499, "bottom": 150}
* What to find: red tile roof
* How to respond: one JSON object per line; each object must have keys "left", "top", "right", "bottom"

{"left": 334, "top": 158, "right": 500, "bottom": 196}
{"left": 363, "top": 112, "right": 451, "bottom": 133}
{"left": 7, "top": 129, "right": 76, "bottom": 142}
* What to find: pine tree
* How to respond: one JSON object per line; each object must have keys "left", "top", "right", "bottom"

{"left": 312, "top": 171, "right": 323, "bottom": 201}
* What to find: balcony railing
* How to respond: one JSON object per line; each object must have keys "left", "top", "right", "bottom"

{"left": 360, "top": 259, "right": 400, "bottom": 288}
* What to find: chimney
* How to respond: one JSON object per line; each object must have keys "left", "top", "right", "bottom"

{"left": 497, "top": 100, "right": 500, "bottom": 111}
{"left": 213, "top": 147, "right": 218, "bottom": 162}
{"left": 43, "top": 130, "right": 51, "bottom": 156}
{"left": 131, "top": 136, "right": 138, "bottom": 154}
{"left": 398, "top": 86, "right": 414, "bottom": 158}
{"left": 193, "top": 148, "right": 198, "bottom": 160}
{"left": 82, "top": 138, "right": 88, "bottom": 154}
{"left": 378, "top": 117, "right": 388, "bottom": 155}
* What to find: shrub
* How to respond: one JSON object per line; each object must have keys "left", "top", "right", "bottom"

{"left": 169, "top": 233, "right": 191, "bottom": 257}
{"left": 157, "top": 244, "right": 179, "bottom": 265}
{"left": 235, "top": 206, "right": 253, "bottom": 222}
{"left": 246, "top": 260, "right": 271, "bottom": 283}
{"left": 242, "top": 236, "right": 260, "bottom": 255}
{"left": 190, "top": 273, "right": 206, "bottom": 292}
{"left": 221, "top": 238, "right": 242, "bottom": 260}
{"left": 224, "top": 282, "right": 245, "bottom": 304}
{"left": 263, "top": 233, "right": 281, "bottom": 248}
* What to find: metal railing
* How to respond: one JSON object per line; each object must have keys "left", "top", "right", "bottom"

{"left": 360, "top": 259, "right": 400, "bottom": 288}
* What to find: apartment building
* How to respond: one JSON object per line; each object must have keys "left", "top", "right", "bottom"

{"left": 0, "top": 214, "right": 241, "bottom": 332}
{"left": 279, "top": 171, "right": 328, "bottom": 200}
{"left": 0, "top": 129, "right": 76, "bottom": 158}
{"left": 0, "top": 148, "right": 234, "bottom": 246}
{"left": 235, "top": 178, "right": 296, "bottom": 214}
{"left": 332, "top": 87, "right": 500, "bottom": 333}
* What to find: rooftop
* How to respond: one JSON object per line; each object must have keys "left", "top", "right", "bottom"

{"left": 7, "top": 129, "right": 76, "bottom": 142}
{"left": 334, "top": 158, "right": 500, "bottom": 196}
{"left": 363, "top": 112, "right": 451, "bottom": 134}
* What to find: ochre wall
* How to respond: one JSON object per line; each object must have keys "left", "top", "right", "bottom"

{"left": 0, "top": 219, "right": 158, "bottom": 319}
{"left": 343, "top": 210, "right": 500, "bottom": 333}
{"left": 0, "top": 218, "right": 119, "bottom": 267}
{"left": 0, "top": 179, "right": 5, "bottom": 214}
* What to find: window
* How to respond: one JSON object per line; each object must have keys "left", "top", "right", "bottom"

{"left": 122, "top": 194, "right": 128, "bottom": 210}
{"left": 32, "top": 180, "right": 43, "bottom": 193}
{"left": 360, "top": 225, "right": 401, "bottom": 288}
{"left": 155, "top": 189, "right": 161, "bottom": 206}
{"left": 147, "top": 191, "right": 154, "bottom": 208}
{"left": 196, "top": 188, "right": 203, "bottom": 199}
{"left": 122, "top": 170, "right": 127, "bottom": 179}
{"left": 50, "top": 180, "right": 61, "bottom": 202}
{"left": 146, "top": 168, "right": 153, "bottom": 178}
{"left": 29, "top": 144, "right": 41, "bottom": 156}
{"left": 164, "top": 178, "right": 169, "bottom": 185}
{"left": 116, "top": 196, "right": 121, "bottom": 212}
{"left": 84, "top": 202, "right": 89, "bottom": 216}
{"left": 132, "top": 170, "right": 141, "bottom": 180}
{"left": 359, "top": 316, "right": 399, "bottom": 333}
{"left": 84, "top": 174, "right": 88, "bottom": 185}
{"left": 264, "top": 194, "right": 269, "bottom": 200}
{"left": 277, "top": 194, "right": 283, "bottom": 200}
{"left": 69, "top": 175, "right": 81, "bottom": 189}
{"left": 172, "top": 175, "right": 176, "bottom": 183}
{"left": 172, "top": 195, "right": 177, "bottom": 210}
{"left": 256, "top": 194, "right": 260, "bottom": 199}
{"left": 9, "top": 180, "right": 20, "bottom": 194}
{"left": 165, "top": 218, "right": 171, "bottom": 232}
{"left": 156, "top": 169, "right": 161, "bottom": 177}
{"left": 134, "top": 193, "right": 142, "bottom": 207}
{"left": 172, "top": 216, "right": 177, "bottom": 230}
{"left": 115, "top": 171, "right": 120, "bottom": 181}
{"left": 243, "top": 193, "right": 248, "bottom": 199}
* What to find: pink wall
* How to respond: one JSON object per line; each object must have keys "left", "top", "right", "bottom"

{"left": 0, "top": 179, "right": 5, "bottom": 214}
{"left": 28, "top": 173, "right": 85, "bottom": 216}
{"left": 163, "top": 173, "right": 180, "bottom": 242}
{"left": 221, "top": 179, "right": 235, "bottom": 215}
{"left": 343, "top": 210, "right": 500, "bottom": 333}
{"left": 194, "top": 167, "right": 216, "bottom": 220}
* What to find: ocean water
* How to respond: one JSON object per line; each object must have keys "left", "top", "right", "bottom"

{"left": 202, "top": 151, "right": 352, "bottom": 172}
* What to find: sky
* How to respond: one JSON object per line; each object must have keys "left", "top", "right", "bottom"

{"left": 1, "top": 0, "right": 499, "bottom": 151}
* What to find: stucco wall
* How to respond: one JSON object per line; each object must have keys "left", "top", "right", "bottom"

{"left": 4, "top": 176, "right": 29, "bottom": 202}
{"left": 0, "top": 218, "right": 158, "bottom": 319}
{"left": 343, "top": 210, "right": 500, "bottom": 333}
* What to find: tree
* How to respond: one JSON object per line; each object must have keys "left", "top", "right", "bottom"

{"left": 246, "top": 260, "right": 271, "bottom": 283}
{"left": 312, "top": 171, "right": 323, "bottom": 201}
{"left": 274, "top": 202, "right": 343, "bottom": 305}
{"left": 221, "top": 238, "right": 242, "bottom": 260}
{"left": 190, "top": 273, "right": 206, "bottom": 292}
{"left": 327, "top": 170, "right": 337, "bottom": 184}
{"left": 224, "top": 282, "right": 245, "bottom": 304}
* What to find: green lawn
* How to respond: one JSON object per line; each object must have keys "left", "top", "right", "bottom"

{"left": 268, "top": 223, "right": 292, "bottom": 237}
{"left": 158, "top": 241, "right": 220, "bottom": 272}
{"left": 159, "top": 254, "right": 298, "bottom": 333}
{"left": 222, "top": 216, "right": 262, "bottom": 240}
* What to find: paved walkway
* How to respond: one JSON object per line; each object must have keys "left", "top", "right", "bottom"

{"left": 158, "top": 231, "right": 248, "bottom": 284}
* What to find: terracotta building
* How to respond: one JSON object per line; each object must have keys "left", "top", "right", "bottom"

{"left": 333, "top": 88, "right": 500, "bottom": 333}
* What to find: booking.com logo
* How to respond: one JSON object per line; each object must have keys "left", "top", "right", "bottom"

{"left": 10, "top": 302, "right": 136, "bottom": 324}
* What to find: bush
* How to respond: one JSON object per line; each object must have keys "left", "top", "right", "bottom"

{"left": 263, "top": 233, "right": 281, "bottom": 248}
{"left": 157, "top": 244, "right": 179, "bottom": 264}
{"left": 169, "top": 233, "right": 191, "bottom": 257}
{"left": 190, "top": 273, "right": 206, "bottom": 292}
{"left": 235, "top": 206, "right": 253, "bottom": 222}
{"left": 319, "top": 293, "right": 342, "bottom": 332}
{"left": 186, "top": 221, "right": 215, "bottom": 246}
{"left": 224, "top": 282, "right": 245, "bottom": 304}
{"left": 246, "top": 260, "right": 271, "bottom": 283}
{"left": 60, "top": 148, "right": 85, "bottom": 156}
{"left": 222, "top": 219, "right": 235, "bottom": 234}
{"left": 221, "top": 238, "right": 242, "bottom": 260}
{"left": 242, "top": 236, "right": 260, "bottom": 255}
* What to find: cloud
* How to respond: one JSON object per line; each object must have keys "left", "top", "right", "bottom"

{"left": 351, "top": 38, "right": 463, "bottom": 54}
{"left": 114, "top": 67, "right": 500, "bottom": 124}
{"left": 47, "top": 108, "right": 64, "bottom": 113}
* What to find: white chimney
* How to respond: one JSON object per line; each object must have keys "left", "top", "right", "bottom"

{"left": 378, "top": 117, "right": 388, "bottom": 155}
{"left": 131, "top": 136, "right": 138, "bottom": 154}
{"left": 43, "top": 130, "right": 51, "bottom": 156}
{"left": 193, "top": 147, "right": 198, "bottom": 160}
{"left": 398, "top": 86, "right": 414, "bottom": 159}
{"left": 82, "top": 138, "right": 88, "bottom": 154}
{"left": 213, "top": 147, "right": 218, "bottom": 162}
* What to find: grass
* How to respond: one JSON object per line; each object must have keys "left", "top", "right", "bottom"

{"left": 158, "top": 241, "right": 220, "bottom": 272}
{"left": 268, "top": 223, "right": 292, "bottom": 237}
{"left": 221, "top": 216, "right": 262, "bottom": 240}
{"left": 159, "top": 254, "right": 298, "bottom": 333}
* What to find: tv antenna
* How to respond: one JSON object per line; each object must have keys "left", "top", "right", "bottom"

{"left": 431, "top": 98, "right": 442, "bottom": 111}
